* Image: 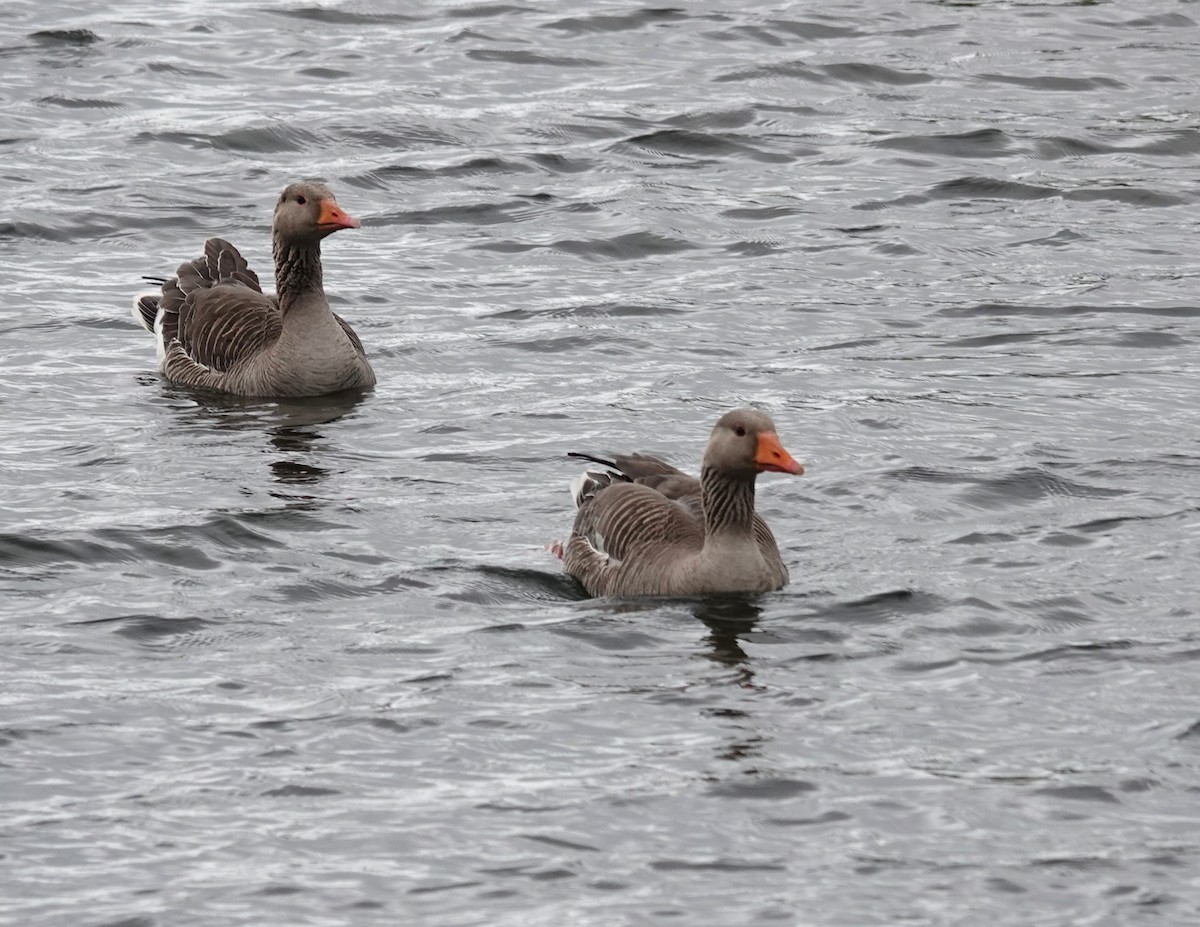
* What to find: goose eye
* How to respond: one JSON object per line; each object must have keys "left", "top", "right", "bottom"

{"left": 296, "top": 195, "right": 307, "bottom": 205}
{"left": 734, "top": 425, "right": 746, "bottom": 437}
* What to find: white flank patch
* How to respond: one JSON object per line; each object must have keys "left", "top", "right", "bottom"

{"left": 152, "top": 305, "right": 168, "bottom": 368}
{"left": 131, "top": 292, "right": 169, "bottom": 370}
{"left": 569, "top": 472, "right": 590, "bottom": 509}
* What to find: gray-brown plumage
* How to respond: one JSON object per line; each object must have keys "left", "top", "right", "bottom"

{"left": 555, "top": 409, "right": 805, "bottom": 597}
{"left": 131, "top": 182, "right": 374, "bottom": 397}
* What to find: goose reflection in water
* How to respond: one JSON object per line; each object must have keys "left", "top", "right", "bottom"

{"left": 692, "top": 596, "right": 763, "bottom": 687}
{"left": 165, "top": 386, "right": 371, "bottom": 494}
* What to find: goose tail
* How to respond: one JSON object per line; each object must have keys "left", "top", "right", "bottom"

{"left": 131, "top": 292, "right": 160, "bottom": 332}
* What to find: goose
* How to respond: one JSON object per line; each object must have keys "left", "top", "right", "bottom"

{"left": 552, "top": 409, "right": 804, "bottom": 597}
{"left": 131, "top": 182, "right": 375, "bottom": 397}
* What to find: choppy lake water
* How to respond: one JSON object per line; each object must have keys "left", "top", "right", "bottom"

{"left": 4, "top": 1, "right": 1200, "bottom": 924}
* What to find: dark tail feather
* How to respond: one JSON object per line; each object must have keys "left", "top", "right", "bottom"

{"left": 133, "top": 293, "right": 159, "bottom": 331}
{"left": 567, "top": 451, "right": 617, "bottom": 469}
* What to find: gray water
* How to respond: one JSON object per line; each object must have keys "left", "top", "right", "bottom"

{"left": 4, "top": 1, "right": 1200, "bottom": 924}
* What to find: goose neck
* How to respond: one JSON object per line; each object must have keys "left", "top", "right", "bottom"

{"left": 273, "top": 236, "right": 324, "bottom": 312}
{"left": 700, "top": 465, "right": 757, "bottom": 539}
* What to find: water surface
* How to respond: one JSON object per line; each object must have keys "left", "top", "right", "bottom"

{"left": 3, "top": 1, "right": 1200, "bottom": 925}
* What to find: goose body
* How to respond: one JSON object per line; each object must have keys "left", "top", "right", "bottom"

{"left": 131, "top": 182, "right": 375, "bottom": 397}
{"left": 556, "top": 409, "right": 804, "bottom": 597}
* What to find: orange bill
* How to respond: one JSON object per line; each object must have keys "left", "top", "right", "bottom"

{"left": 317, "top": 198, "right": 361, "bottom": 230}
{"left": 755, "top": 432, "right": 804, "bottom": 475}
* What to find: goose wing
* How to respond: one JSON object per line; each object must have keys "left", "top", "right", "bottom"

{"left": 563, "top": 458, "right": 705, "bottom": 596}
{"left": 569, "top": 451, "right": 701, "bottom": 511}
{"left": 159, "top": 238, "right": 282, "bottom": 373}
{"left": 333, "top": 312, "right": 367, "bottom": 357}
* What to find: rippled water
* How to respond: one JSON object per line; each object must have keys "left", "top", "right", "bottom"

{"left": 4, "top": 1, "right": 1200, "bottom": 924}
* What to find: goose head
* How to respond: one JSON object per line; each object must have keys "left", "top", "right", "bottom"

{"left": 705, "top": 409, "right": 804, "bottom": 478}
{"left": 274, "top": 182, "right": 360, "bottom": 244}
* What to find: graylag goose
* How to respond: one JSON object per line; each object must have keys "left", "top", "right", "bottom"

{"left": 132, "top": 182, "right": 375, "bottom": 397}
{"left": 552, "top": 409, "right": 804, "bottom": 597}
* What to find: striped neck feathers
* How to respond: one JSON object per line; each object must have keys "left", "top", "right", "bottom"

{"left": 273, "top": 236, "right": 324, "bottom": 312}
{"left": 700, "top": 465, "right": 757, "bottom": 539}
